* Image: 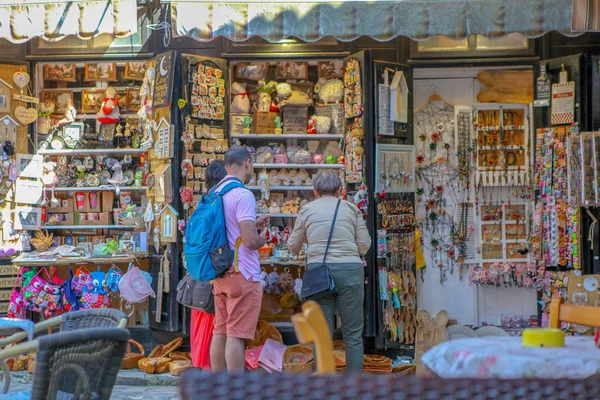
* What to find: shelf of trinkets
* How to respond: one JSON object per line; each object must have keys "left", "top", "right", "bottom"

{"left": 231, "top": 134, "right": 343, "bottom": 140}
{"left": 254, "top": 163, "right": 343, "bottom": 169}
{"left": 54, "top": 186, "right": 147, "bottom": 192}
{"left": 39, "top": 148, "right": 146, "bottom": 156}
{"left": 41, "top": 224, "right": 137, "bottom": 230}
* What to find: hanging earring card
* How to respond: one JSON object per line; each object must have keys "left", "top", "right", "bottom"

{"left": 567, "top": 125, "right": 583, "bottom": 206}
{"left": 375, "top": 144, "right": 415, "bottom": 193}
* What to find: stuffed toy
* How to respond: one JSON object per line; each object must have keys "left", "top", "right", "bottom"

{"left": 276, "top": 82, "right": 292, "bottom": 100}
{"left": 97, "top": 87, "right": 120, "bottom": 124}
{"left": 307, "top": 117, "right": 317, "bottom": 134}
{"left": 314, "top": 78, "right": 344, "bottom": 104}
{"left": 231, "top": 82, "right": 250, "bottom": 114}
{"left": 311, "top": 115, "right": 332, "bottom": 135}
{"left": 280, "top": 89, "right": 313, "bottom": 108}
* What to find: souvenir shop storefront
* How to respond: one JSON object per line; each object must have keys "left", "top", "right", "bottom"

{"left": 1, "top": 0, "right": 600, "bottom": 367}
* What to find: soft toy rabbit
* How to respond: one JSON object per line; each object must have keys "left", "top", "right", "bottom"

{"left": 231, "top": 82, "right": 250, "bottom": 114}
{"left": 315, "top": 78, "right": 344, "bottom": 104}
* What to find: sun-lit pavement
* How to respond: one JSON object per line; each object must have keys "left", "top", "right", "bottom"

{"left": 6, "top": 383, "right": 179, "bottom": 399}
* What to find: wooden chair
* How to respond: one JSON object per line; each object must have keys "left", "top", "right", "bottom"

{"left": 549, "top": 296, "right": 600, "bottom": 329}
{"left": 291, "top": 300, "right": 335, "bottom": 374}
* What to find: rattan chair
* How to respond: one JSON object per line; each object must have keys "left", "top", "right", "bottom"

{"left": 0, "top": 328, "right": 129, "bottom": 399}
{"left": 0, "top": 309, "right": 128, "bottom": 394}
{"left": 179, "top": 370, "right": 600, "bottom": 400}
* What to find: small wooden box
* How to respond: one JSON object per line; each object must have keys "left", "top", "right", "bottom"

{"left": 47, "top": 198, "right": 74, "bottom": 213}
{"left": 314, "top": 104, "right": 344, "bottom": 135}
{"left": 231, "top": 114, "right": 251, "bottom": 134}
{"left": 254, "top": 111, "right": 279, "bottom": 134}
{"left": 57, "top": 212, "right": 75, "bottom": 225}
{"left": 78, "top": 211, "right": 112, "bottom": 226}
{"left": 283, "top": 107, "right": 308, "bottom": 134}
{"left": 102, "top": 192, "right": 115, "bottom": 212}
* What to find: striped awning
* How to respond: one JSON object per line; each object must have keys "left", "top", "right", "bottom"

{"left": 167, "top": 0, "right": 580, "bottom": 43}
{"left": 0, "top": 0, "right": 137, "bottom": 43}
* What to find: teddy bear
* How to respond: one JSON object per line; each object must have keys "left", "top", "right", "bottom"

{"left": 97, "top": 87, "right": 120, "bottom": 124}
{"left": 314, "top": 78, "right": 344, "bottom": 104}
{"left": 231, "top": 82, "right": 250, "bottom": 114}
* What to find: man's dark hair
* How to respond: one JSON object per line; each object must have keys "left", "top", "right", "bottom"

{"left": 224, "top": 145, "right": 251, "bottom": 167}
{"left": 205, "top": 160, "right": 227, "bottom": 189}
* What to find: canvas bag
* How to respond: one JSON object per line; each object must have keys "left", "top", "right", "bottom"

{"left": 301, "top": 200, "right": 340, "bottom": 300}
{"left": 71, "top": 266, "right": 90, "bottom": 296}
{"left": 119, "top": 263, "right": 155, "bottom": 304}
{"left": 177, "top": 238, "right": 242, "bottom": 313}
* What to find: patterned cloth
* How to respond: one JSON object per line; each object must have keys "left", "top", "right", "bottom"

{"left": 423, "top": 336, "right": 600, "bottom": 379}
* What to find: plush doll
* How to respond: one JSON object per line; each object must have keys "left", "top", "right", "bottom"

{"left": 276, "top": 82, "right": 292, "bottom": 101}
{"left": 97, "top": 87, "right": 120, "bottom": 124}
{"left": 312, "top": 115, "right": 332, "bottom": 134}
{"left": 314, "top": 78, "right": 344, "bottom": 104}
{"left": 281, "top": 89, "right": 313, "bottom": 108}
{"left": 231, "top": 82, "right": 250, "bottom": 114}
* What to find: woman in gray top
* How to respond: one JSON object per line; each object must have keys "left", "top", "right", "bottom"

{"left": 288, "top": 170, "right": 371, "bottom": 372}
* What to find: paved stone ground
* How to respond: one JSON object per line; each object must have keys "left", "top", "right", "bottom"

{"left": 3, "top": 370, "right": 181, "bottom": 399}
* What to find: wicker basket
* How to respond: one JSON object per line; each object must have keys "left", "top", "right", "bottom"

{"left": 121, "top": 339, "right": 145, "bottom": 369}
{"left": 246, "top": 320, "right": 283, "bottom": 349}
{"left": 283, "top": 345, "right": 314, "bottom": 373}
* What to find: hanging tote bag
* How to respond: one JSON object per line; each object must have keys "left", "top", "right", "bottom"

{"left": 119, "top": 263, "right": 155, "bottom": 304}
{"left": 300, "top": 200, "right": 341, "bottom": 300}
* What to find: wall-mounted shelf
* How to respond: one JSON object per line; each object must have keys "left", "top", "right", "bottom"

{"left": 38, "top": 149, "right": 146, "bottom": 156}
{"left": 259, "top": 214, "right": 298, "bottom": 218}
{"left": 41, "top": 225, "right": 137, "bottom": 230}
{"left": 54, "top": 186, "right": 147, "bottom": 192}
{"left": 247, "top": 186, "right": 313, "bottom": 191}
{"left": 74, "top": 113, "right": 138, "bottom": 120}
{"left": 254, "top": 163, "right": 343, "bottom": 169}
{"left": 232, "top": 134, "right": 343, "bottom": 140}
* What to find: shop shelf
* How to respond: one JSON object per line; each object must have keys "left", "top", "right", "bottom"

{"left": 74, "top": 113, "right": 138, "bottom": 120}
{"left": 41, "top": 225, "right": 137, "bottom": 230}
{"left": 247, "top": 186, "right": 313, "bottom": 191}
{"left": 54, "top": 186, "right": 147, "bottom": 192}
{"left": 231, "top": 134, "right": 343, "bottom": 140}
{"left": 38, "top": 148, "right": 146, "bottom": 156}
{"left": 258, "top": 214, "right": 299, "bottom": 218}
{"left": 254, "top": 163, "right": 343, "bottom": 169}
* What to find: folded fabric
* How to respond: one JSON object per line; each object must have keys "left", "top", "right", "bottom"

{"left": 245, "top": 345, "right": 264, "bottom": 371}
{"left": 258, "top": 338, "right": 287, "bottom": 373}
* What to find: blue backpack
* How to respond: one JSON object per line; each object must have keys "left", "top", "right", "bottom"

{"left": 184, "top": 177, "right": 245, "bottom": 281}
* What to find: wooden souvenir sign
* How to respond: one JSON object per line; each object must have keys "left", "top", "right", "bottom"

{"left": 13, "top": 94, "right": 38, "bottom": 104}
{"left": 40, "top": 90, "right": 74, "bottom": 116}
{"left": 318, "top": 60, "right": 344, "bottom": 79}
{"left": 126, "top": 88, "right": 141, "bottom": 112}
{"left": 14, "top": 106, "right": 37, "bottom": 125}
{"left": 81, "top": 89, "right": 105, "bottom": 113}
{"left": 15, "top": 154, "right": 42, "bottom": 179}
{"left": 0, "top": 116, "right": 19, "bottom": 144}
{"left": 12, "top": 71, "right": 29, "bottom": 91}
{"left": 234, "top": 62, "right": 269, "bottom": 81}
{"left": 0, "top": 78, "right": 12, "bottom": 113}
{"left": 13, "top": 206, "right": 42, "bottom": 230}
{"left": 551, "top": 80, "right": 575, "bottom": 125}
{"left": 153, "top": 51, "right": 175, "bottom": 109}
{"left": 159, "top": 204, "right": 178, "bottom": 243}
{"left": 275, "top": 61, "right": 308, "bottom": 80}
{"left": 84, "top": 63, "right": 117, "bottom": 82}
{"left": 124, "top": 62, "right": 147, "bottom": 81}
{"left": 154, "top": 117, "right": 173, "bottom": 159}
{"left": 154, "top": 163, "right": 173, "bottom": 204}
{"left": 43, "top": 64, "right": 76, "bottom": 82}
{"left": 390, "top": 70, "right": 408, "bottom": 123}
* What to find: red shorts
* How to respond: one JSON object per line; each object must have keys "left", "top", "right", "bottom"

{"left": 213, "top": 270, "right": 262, "bottom": 340}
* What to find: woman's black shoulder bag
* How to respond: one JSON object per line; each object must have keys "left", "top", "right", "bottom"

{"left": 300, "top": 199, "right": 341, "bottom": 300}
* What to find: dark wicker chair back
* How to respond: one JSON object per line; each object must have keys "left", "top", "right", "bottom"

{"left": 179, "top": 370, "right": 600, "bottom": 400}
{"left": 31, "top": 328, "right": 129, "bottom": 400}
{"left": 59, "top": 309, "right": 128, "bottom": 331}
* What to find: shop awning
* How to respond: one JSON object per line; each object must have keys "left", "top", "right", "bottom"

{"left": 166, "top": 0, "right": 579, "bottom": 43}
{"left": 0, "top": 0, "right": 137, "bottom": 43}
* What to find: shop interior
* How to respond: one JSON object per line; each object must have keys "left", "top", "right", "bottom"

{"left": 0, "top": 0, "right": 599, "bottom": 375}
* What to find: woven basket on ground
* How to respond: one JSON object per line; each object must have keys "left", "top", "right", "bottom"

{"left": 121, "top": 339, "right": 145, "bottom": 369}
{"left": 283, "top": 345, "right": 314, "bottom": 373}
{"left": 246, "top": 320, "right": 283, "bottom": 349}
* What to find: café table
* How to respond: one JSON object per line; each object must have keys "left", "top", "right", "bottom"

{"left": 422, "top": 336, "right": 600, "bottom": 379}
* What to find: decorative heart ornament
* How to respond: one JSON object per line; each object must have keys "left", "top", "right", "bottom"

{"left": 14, "top": 106, "right": 37, "bottom": 125}
{"left": 12, "top": 72, "right": 30, "bottom": 89}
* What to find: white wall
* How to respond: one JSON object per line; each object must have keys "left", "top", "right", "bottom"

{"left": 414, "top": 67, "right": 537, "bottom": 325}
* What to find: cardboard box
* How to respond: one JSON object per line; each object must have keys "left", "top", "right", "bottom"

{"left": 77, "top": 211, "right": 112, "bottom": 226}
{"left": 283, "top": 107, "right": 308, "bottom": 134}
{"left": 102, "top": 192, "right": 115, "bottom": 212}
{"left": 47, "top": 198, "right": 74, "bottom": 213}
{"left": 231, "top": 114, "right": 251, "bottom": 134}
{"left": 254, "top": 111, "right": 279, "bottom": 134}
